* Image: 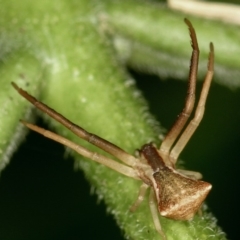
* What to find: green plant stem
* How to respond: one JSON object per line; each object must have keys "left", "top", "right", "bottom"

{"left": 0, "top": 0, "right": 228, "bottom": 239}
{"left": 105, "top": 0, "right": 240, "bottom": 89}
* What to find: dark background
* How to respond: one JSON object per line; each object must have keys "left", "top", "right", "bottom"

{"left": 0, "top": 69, "right": 239, "bottom": 240}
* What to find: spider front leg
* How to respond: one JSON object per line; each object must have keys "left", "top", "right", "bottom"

{"left": 170, "top": 42, "right": 214, "bottom": 162}
{"left": 159, "top": 19, "right": 214, "bottom": 165}
{"left": 159, "top": 18, "right": 199, "bottom": 163}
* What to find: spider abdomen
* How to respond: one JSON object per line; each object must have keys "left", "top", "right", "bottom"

{"left": 154, "top": 170, "right": 212, "bottom": 220}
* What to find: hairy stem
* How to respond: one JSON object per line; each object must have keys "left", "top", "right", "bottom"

{"left": 0, "top": 0, "right": 233, "bottom": 239}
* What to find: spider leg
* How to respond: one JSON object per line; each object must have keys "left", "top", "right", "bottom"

{"left": 12, "top": 82, "right": 137, "bottom": 167}
{"left": 159, "top": 18, "right": 199, "bottom": 161}
{"left": 177, "top": 169, "right": 202, "bottom": 180}
{"left": 130, "top": 183, "right": 149, "bottom": 212}
{"left": 149, "top": 188, "right": 166, "bottom": 240}
{"left": 170, "top": 43, "right": 214, "bottom": 162}
{"left": 21, "top": 120, "right": 140, "bottom": 179}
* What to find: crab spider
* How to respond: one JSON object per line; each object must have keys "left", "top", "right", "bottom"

{"left": 12, "top": 18, "right": 213, "bottom": 239}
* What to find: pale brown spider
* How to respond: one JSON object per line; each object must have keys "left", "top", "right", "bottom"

{"left": 12, "top": 18, "right": 214, "bottom": 239}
